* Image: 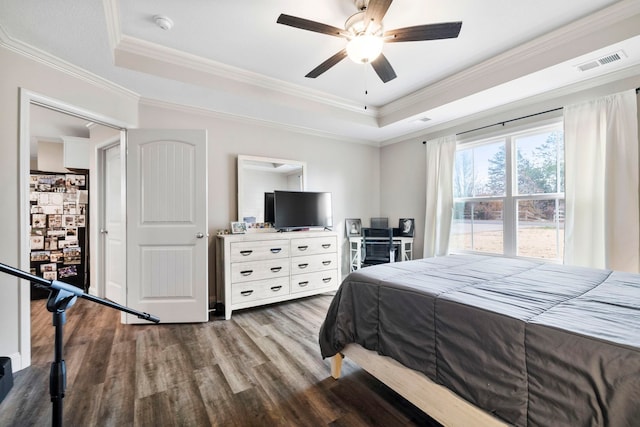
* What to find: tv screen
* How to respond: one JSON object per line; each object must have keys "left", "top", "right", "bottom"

{"left": 274, "top": 191, "right": 333, "bottom": 230}
{"left": 264, "top": 192, "right": 275, "bottom": 224}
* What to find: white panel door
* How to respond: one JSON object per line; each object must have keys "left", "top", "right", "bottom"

{"left": 104, "top": 143, "right": 124, "bottom": 305}
{"left": 126, "top": 129, "right": 208, "bottom": 323}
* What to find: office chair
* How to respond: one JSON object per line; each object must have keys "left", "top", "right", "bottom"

{"left": 362, "top": 227, "right": 395, "bottom": 267}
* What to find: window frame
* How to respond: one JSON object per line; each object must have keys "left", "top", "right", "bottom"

{"left": 451, "top": 120, "right": 565, "bottom": 260}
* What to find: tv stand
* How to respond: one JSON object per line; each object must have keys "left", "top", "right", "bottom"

{"left": 215, "top": 230, "right": 340, "bottom": 319}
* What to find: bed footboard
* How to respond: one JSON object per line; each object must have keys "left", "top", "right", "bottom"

{"left": 333, "top": 343, "right": 507, "bottom": 427}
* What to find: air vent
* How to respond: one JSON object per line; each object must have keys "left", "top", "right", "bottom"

{"left": 576, "top": 50, "right": 626, "bottom": 72}
{"left": 598, "top": 52, "right": 622, "bottom": 65}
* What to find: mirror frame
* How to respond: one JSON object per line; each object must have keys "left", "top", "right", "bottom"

{"left": 237, "top": 155, "right": 307, "bottom": 223}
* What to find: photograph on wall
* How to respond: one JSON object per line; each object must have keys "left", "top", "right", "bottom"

{"left": 49, "top": 251, "right": 63, "bottom": 263}
{"left": 63, "top": 201, "right": 77, "bottom": 214}
{"left": 399, "top": 218, "right": 415, "bottom": 237}
{"left": 64, "top": 215, "right": 77, "bottom": 227}
{"left": 59, "top": 265, "right": 78, "bottom": 278}
{"left": 30, "top": 251, "right": 50, "bottom": 262}
{"left": 76, "top": 215, "right": 86, "bottom": 227}
{"left": 44, "top": 236, "right": 58, "bottom": 250}
{"left": 66, "top": 174, "right": 86, "bottom": 187}
{"left": 345, "top": 218, "right": 362, "bottom": 237}
{"left": 48, "top": 214, "right": 62, "bottom": 228}
{"left": 40, "top": 262, "right": 57, "bottom": 273}
{"left": 60, "top": 238, "right": 79, "bottom": 249}
{"left": 32, "top": 213, "right": 47, "bottom": 228}
{"left": 63, "top": 247, "right": 82, "bottom": 264}
{"left": 42, "top": 271, "right": 57, "bottom": 281}
{"left": 30, "top": 235, "right": 44, "bottom": 250}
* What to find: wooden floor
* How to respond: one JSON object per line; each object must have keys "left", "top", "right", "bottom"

{"left": 0, "top": 294, "right": 441, "bottom": 427}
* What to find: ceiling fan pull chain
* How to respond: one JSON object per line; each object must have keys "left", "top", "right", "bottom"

{"left": 363, "top": 64, "right": 369, "bottom": 110}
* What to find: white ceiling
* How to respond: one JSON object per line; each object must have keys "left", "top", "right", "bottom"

{"left": 1, "top": 0, "right": 640, "bottom": 144}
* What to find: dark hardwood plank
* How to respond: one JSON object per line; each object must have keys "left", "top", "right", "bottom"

{"left": 0, "top": 295, "right": 441, "bottom": 426}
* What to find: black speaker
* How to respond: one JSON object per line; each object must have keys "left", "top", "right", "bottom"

{"left": 0, "top": 357, "right": 13, "bottom": 403}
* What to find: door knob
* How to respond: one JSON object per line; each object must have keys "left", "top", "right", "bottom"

{"left": 196, "top": 232, "right": 205, "bottom": 238}
{"left": 100, "top": 229, "right": 108, "bottom": 234}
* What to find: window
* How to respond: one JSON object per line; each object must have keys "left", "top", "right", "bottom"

{"left": 450, "top": 123, "right": 564, "bottom": 260}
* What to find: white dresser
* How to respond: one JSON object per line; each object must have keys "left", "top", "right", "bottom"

{"left": 215, "top": 231, "right": 340, "bottom": 319}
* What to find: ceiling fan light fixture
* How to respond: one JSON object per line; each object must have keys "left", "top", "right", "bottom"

{"left": 346, "top": 34, "right": 383, "bottom": 63}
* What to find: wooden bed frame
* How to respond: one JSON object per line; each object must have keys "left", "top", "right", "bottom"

{"left": 331, "top": 343, "right": 508, "bottom": 427}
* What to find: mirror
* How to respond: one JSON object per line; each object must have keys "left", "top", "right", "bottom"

{"left": 237, "top": 155, "right": 306, "bottom": 224}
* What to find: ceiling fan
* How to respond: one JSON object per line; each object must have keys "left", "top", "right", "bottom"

{"left": 276, "top": 0, "right": 462, "bottom": 83}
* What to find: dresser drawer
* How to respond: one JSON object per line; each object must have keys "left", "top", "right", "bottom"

{"left": 291, "top": 253, "right": 338, "bottom": 274}
{"left": 230, "top": 240, "right": 289, "bottom": 262}
{"left": 290, "top": 235, "right": 337, "bottom": 256}
{"left": 231, "top": 259, "right": 290, "bottom": 283}
{"left": 291, "top": 269, "right": 338, "bottom": 294}
{"left": 231, "top": 278, "right": 290, "bottom": 304}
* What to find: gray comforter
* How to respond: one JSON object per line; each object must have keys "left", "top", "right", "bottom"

{"left": 318, "top": 255, "right": 640, "bottom": 426}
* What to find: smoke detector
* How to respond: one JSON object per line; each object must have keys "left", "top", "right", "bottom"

{"left": 154, "top": 15, "right": 174, "bottom": 31}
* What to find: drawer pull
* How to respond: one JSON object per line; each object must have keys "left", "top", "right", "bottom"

{"left": 240, "top": 270, "right": 253, "bottom": 276}
{"left": 298, "top": 263, "right": 308, "bottom": 269}
{"left": 240, "top": 290, "right": 254, "bottom": 297}
{"left": 322, "top": 260, "right": 331, "bottom": 266}
{"left": 322, "top": 244, "right": 331, "bottom": 249}
{"left": 322, "top": 277, "right": 332, "bottom": 283}
{"left": 298, "top": 281, "right": 309, "bottom": 287}
{"left": 239, "top": 250, "right": 253, "bottom": 256}
{"left": 270, "top": 266, "right": 282, "bottom": 273}
{"left": 270, "top": 285, "right": 282, "bottom": 292}
{"left": 297, "top": 245, "right": 308, "bottom": 251}
{"left": 270, "top": 248, "right": 282, "bottom": 253}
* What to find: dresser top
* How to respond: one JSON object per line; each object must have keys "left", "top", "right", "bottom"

{"left": 217, "top": 230, "right": 338, "bottom": 242}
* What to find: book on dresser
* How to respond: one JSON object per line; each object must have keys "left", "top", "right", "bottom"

{"left": 215, "top": 230, "right": 341, "bottom": 319}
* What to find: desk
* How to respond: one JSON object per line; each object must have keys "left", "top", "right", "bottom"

{"left": 348, "top": 236, "right": 414, "bottom": 272}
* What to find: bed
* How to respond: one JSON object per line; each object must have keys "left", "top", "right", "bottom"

{"left": 319, "top": 254, "right": 640, "bottom": 426}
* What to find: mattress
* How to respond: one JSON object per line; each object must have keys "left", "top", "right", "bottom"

{"left": 318, "top": 254, "right": 640, "bottom": 426}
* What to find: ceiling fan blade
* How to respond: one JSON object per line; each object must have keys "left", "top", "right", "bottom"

{"left": 364, "top": 0, "right": 393, "bottom": 26}
{"left": 371, "top": 53, "right": 397, "bottom": 83}
{"left": 277, "top": 14, "right": 347, "bottom": 38}
{"left": 305, "top": 49, "right": 348, "bottom": 78}
{"left": 385, "top": 21, "right": 462, "bottom": 43}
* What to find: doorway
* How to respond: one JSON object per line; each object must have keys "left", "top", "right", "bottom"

{"left": 18, "top": 89, "right": 128, "bottom": 370}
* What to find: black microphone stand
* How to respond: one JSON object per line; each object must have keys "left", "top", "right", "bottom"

{"left": 0, "top": 262, "right": 160, "bottom": 427}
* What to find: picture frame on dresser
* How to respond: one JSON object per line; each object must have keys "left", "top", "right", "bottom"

{"left": 230, "top": 221, "right": 247, "bottom": 234}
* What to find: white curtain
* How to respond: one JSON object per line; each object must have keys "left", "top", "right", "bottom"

{"left": 564, "top": 90, "right": 639, "bottom": 272}
{"left": 423, "top": 135, "right": 457, "bottom": 258}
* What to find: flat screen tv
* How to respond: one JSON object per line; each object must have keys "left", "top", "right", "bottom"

{"left": 264, "top": 192, "right": 275, "bottom": 224}
{"left": 274, "top": 190, "right": 333, "bottom": 231}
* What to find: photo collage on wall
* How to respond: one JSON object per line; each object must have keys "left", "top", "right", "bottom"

{"left": 29, "top": 173, "right": 88, "bottom": 294}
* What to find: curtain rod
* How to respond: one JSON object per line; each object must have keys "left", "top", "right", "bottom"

{"left": 423, "top": 87, "right": 640, "bottom": 144}
{"left": 455, "top": 107, "right": 563, "bottom": 137}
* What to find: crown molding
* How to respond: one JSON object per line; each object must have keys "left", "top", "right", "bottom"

{"left": 378, "top": 0, "right": 640, "bottom": 122}
{"left": 102, "top": 0, "right": 122, "bottom": 57}
{"left": 139, "top": 97, "right": 379, "bottom": 147}
{"left": 0, "top": 23, "right": 139, "bottom": 102}
{"left": 381, "top": 62, "right": 640, "bottom": 147}
{"left": 114, "top": 35, "right": 378, "bottom": 118}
